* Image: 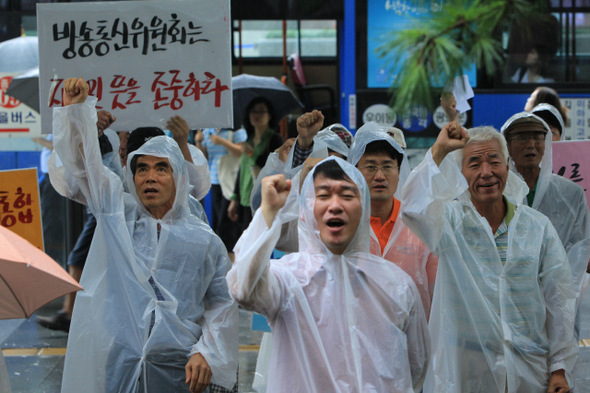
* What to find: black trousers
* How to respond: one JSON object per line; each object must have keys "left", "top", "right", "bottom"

{"left": 210, "top": 184, "right": 240, "bottom": 252}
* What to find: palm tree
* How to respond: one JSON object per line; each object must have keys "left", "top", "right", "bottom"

{"left": 375, "top": 0, "right": 547, "bottom": 115}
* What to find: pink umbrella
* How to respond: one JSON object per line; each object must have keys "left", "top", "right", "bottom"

{"left": 0, "top": 225, "right": 82, "bottom": 320}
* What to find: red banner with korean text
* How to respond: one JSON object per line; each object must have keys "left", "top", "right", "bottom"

{"left": 37, "top": 0, "right": 232, "bottom": 133}
{"left": 0, "top": 168, "right": 43, "bottom": 250}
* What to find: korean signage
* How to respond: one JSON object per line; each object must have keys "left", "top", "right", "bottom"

{"left": 0, "top": 168, "right": 43, "bottom": 250}
{"left": 37, "top": 0, "right": 232, "bottom": 133}
{"left": 561, "top": 98, "right": 589, "bottom": 140}
{"left": 0, "top": 73, "right": 41, "bottom": 137}
{"left": 552, "top": 140, "right": 590, "bottom": 210}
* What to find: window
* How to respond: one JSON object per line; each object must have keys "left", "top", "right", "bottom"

{"left": 233, "top": 20, "right": 337, "bottom": 59}
{"left": 503, "top": 3, "right": 590, "bottom": 83}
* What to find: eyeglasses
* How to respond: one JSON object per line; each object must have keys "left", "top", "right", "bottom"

{"left": 358, "top": 164, "right": 399, "bottom": 175}
{"left": 510, "top": 133, "right": 546, "bottom": 145}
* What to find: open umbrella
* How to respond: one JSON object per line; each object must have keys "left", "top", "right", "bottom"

{"left": 0, "top": 36, "right": 39, "bottom": 73}
{"left": 232, "top": 73, "right": 303, "bottom": 129}
{"left": 5, "top": 67, "right": 39, "bottom": 112}
{"left": 0, "top": 225, "right": 82, "bottom": 320}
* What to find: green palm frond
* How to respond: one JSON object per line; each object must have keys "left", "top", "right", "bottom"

{"left": 376, "top": 0, "right": 542, "bottom": 115}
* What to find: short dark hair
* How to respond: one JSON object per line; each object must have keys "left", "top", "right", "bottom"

{"left": 313, "top": 159, "right": 353, "bottom": 183}
{"left": 243, "top": 97, "right": 276, "bottom": 137}
{"left": 534, "top": 110, "right": 562, "bottom": 134}
{"left": 130, "top": 154, "right": 144, "bottom": 175}
{"left": 363, "top": 140, "right": 404, "bottom": 167}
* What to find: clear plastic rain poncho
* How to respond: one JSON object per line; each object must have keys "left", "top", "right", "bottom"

{"left": 530, "top": 103, "right": 565, "bottom": 141}
{"left": 249, "top": 127, "right": 352, "bottom": 252}
{"left": 250, "top": 125, "right": 352, "bottom": 211}
{"left": 48, "top": 129, "right": 210, "bottom": 224}
{"left": 501, "top": 112, "right": 590, "bottom": 297}
{"left": 401, "top": 132, "right": 578, "bottom": 392}
{"left": 348, "top": 127, "right": 438, "bottom": 318}
{"left": 227, "top": 156, "right": 430, "bottom": 392}
{"left": 53, "top": 97, "right": 238, "bottom": 393}
{"left": 283, "top": 124, "right": 351, "bottom": 175}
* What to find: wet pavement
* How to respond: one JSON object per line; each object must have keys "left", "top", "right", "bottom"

{"left": 2, "top": 289, "right": 590, "bottom": 392}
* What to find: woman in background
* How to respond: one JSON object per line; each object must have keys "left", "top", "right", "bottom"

{"left": 228, "top": 97, "right": 284, "bottom": 237}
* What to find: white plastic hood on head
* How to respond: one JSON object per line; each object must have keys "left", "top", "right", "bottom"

{"left": 251, "top": 126, "right": 353, "bottom": 212}
{"left": 348, "top": 123, "right": 410, "bottom": 200}
{"left": 284, "top": 123, "right": 353, "bottom": 175}
{"left": 126, "top": 135, "right": 190, "bottom": 220}
{"left": 531, "top": 103, "right": 566, "bottom": 141}
{"left": 298, "top": 156, "right": 371, "bottom": 255}
{"left": 312, "top": 129, "right": 350, "bottom": 158}
{"left": 501, "top": 111, "right": 553, "bottom": 208}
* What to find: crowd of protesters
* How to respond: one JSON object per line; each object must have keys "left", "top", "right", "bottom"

{"left": 31, "top": 79, "right": 589, "bottom": 393}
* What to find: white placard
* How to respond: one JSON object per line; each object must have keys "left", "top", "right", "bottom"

{"left": 0, "top": 73, "right": 41, "bottom": 137}
{"left": 37, "top": 0, "right": 232, "bottom": 133}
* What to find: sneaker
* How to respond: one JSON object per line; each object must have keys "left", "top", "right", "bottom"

{"left": 36, "top": 310, "right": 71, "bottom": 333}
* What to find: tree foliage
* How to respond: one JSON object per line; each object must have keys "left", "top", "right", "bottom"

{"left": 376, "top": 0, "right": 545, "bottom": 115}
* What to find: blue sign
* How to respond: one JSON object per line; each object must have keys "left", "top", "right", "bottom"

{"left": 367, "top": 0, "right": 476, "bottom": 89}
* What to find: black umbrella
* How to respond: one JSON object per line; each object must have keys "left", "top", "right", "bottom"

{"left": 232, "top": 74, "right": 303, "bottom": 129}
{"left": 5, "top": 67, "right": 39, "bottom": 113}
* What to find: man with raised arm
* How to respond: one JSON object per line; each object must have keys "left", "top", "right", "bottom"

{"left": 401, "top": 123, "right": 577, "bottom": 392}
{"left": 227, "top": 157, "right": 429, "bottom": 392}
{"left": 53, "top": 78, "right": 238, "bottom": 393}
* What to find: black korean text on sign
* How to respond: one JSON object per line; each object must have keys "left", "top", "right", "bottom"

{"left": 52, "top": 14, "right": 210, "bottom": 60}
{"left": 557, "top": 163, "right": 586, "bottom": 191}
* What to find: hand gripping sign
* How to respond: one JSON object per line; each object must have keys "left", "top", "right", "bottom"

{"left": 37, "top": 0, "right": 232, "bottom": 133}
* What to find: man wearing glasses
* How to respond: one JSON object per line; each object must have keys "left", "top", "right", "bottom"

{"left": 349, "top": 126, "right": 438, "bottom": 319}
{"left": 502, "top": 112, "right": 590, "bottom": 340}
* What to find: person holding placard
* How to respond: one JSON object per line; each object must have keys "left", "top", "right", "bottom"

{"left": 53, "top": 77, "right": 238, "bottom": 393}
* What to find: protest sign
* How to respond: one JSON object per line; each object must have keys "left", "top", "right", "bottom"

{"left": 0, "top": 73, "right": 41, "bottom": 137}
{"left": 0, "top": 168, "right": 43, "bottom": 250}
{"left": 37, "top": 0, "right": 232, "bottom": 133}
{"left": 552, "top": 140, "right": 590, "bottom": 209}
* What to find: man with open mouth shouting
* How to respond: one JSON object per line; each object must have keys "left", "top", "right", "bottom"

{"left": 227, "top": 157, "right": 429, "bottom": 392}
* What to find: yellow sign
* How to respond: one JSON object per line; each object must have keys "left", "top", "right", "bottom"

{"left": 0, "top": 168, "right": 43, "bottom": 250}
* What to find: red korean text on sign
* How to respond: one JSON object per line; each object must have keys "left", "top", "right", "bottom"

{"left": 151, "top": 70, "right": 229, "bottom": 110}
{"left": 0, "top": 188, "right": 35, "bottom": 227}
{"left": 110, "top": 75, "right": 141, "bottom": 110}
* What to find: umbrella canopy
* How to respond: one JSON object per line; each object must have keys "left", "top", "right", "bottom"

{"left": 0, "top": 225, "right": 82, "bottom": 320}
{"left": 0, "top": 36, "right": 39, "bottom": 73}
{"left": 6, "top": 67, "right": 39, "bottom": 112}
{"left": 232, "top": 73, "right": 303, "bottom": 129}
